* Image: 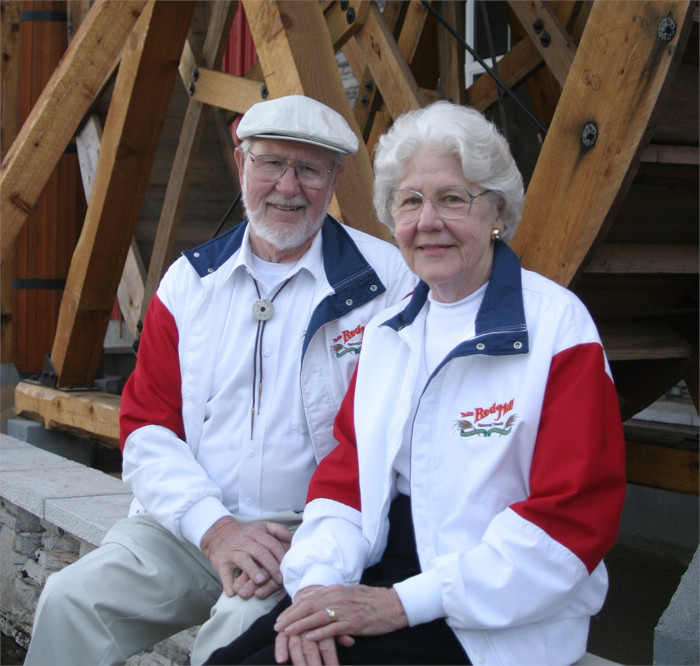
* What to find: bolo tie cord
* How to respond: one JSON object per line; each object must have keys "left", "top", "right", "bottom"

{"left": 251, "top": 277, "right": 293, "bottom": 438}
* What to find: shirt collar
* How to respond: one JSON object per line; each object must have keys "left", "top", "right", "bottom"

{"left": 230, "top": 224, "right": 324, "bottom": 285}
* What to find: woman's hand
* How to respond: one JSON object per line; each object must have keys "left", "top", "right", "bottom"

{"left": 275, "top": 632, "right": 351, "bottom": 666}
{"left": 272, "top": 583, "right": 408, "bottom": 664}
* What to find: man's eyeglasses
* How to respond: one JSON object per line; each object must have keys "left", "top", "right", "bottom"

{"left": 387, "top": 185, "right": 491, "bottom": 225}
{"left": 248, "top": 152, "right": 334, "bottom": 190}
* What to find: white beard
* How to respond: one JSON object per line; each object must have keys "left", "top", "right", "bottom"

{"left": 241, "top": 172, "right": 331, "bottom": 253}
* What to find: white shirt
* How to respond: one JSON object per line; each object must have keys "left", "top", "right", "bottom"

{"left": 179, "top": 229, "right": 324, "bottom": 544}
{"left": 394, "top": 284, "right": 487, "bottom": 496}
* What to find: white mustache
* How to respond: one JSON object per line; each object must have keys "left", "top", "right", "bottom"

{"left": 265, "top": 196, "right": 306, "bottom": 208}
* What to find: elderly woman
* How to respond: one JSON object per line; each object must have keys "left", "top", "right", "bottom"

{"left": 206, "top": 102, "right": 626, "bottom": 666}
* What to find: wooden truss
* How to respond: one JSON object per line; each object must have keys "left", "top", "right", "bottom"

{"left": 2, "top": 1, "right": 698, "bottom": 494}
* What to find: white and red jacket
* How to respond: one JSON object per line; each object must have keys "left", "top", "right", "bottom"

{"left": 119, "top": 216, "right": 415, "bottom": 543}
{"left": 281, "top": 242, "right": 626, "bottom": 666}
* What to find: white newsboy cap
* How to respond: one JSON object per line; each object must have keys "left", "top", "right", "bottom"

{"left": 237, "top": 95, "right": 359, "bottom": 155}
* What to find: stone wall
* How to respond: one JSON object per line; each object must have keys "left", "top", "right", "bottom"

{"left": 0, "top": 499, "right": 83, "bottom": 649}
{"left": 0, "top": 431, "right": 201, "bottom": 665}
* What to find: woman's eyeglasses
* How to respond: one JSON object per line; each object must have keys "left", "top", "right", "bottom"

{"left": 387, "top": 185, "right": 491, "bottom": 224}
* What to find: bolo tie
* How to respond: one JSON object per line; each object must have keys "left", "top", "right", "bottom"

{"left": 250, "top": 276, "right": 294, "bottom": 438}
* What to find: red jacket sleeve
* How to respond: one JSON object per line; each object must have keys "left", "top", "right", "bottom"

{"left": 119, "top": 294, "right": 185, "bottom": 450}
{"left": 512, "top": 342, "right": 626, "bottom": 573}
{"left": 306, "top": 366, "right": 362, "bottom": 511}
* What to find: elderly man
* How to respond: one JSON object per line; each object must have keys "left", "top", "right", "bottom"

{"left": 25, "top": 95, "right": 415, "bottom": 666}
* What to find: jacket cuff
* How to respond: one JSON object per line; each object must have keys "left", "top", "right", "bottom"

{"left": 180, "top": 496, "right": 232, "bottom": 549}
{"left": 292, "top": 564, "right": 347, "bottom": 599}
{"left": 393, "top": 568, "right": 445, "bottom": 626}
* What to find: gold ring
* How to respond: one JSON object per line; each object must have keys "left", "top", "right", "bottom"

{"left": 325, "top": 607, "right": 337, "bottom": 622}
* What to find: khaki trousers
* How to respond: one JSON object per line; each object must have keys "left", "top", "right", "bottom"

{"left": 25, "top": 513, "right": 294, "bottom": 666}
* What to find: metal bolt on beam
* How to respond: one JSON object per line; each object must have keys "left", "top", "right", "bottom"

{"left": 657, "top": 15, "right": 677, "bottom": 42}
{"left": 581, "top": 121, "right": 598, "bottom": 149}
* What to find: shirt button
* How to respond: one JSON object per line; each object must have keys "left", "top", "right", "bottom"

{"left": 247, "top": 450, "right": 254, "bottom": 458}
{"left": 476, "top": 342, "right": 485, "bottom": 351}
{"left": 345, "top": 298, "right": 353, "bottom": 306}
{"left": 244, "top": 497, "right": 252, "bottom": 505}
{"left": 475, "top": 655, "right": 485, "bottom": 664}
{"left": 264, "top": 349, "right": 271, "bottom": 357}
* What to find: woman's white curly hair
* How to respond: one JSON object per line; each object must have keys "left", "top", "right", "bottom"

{"left": 373, "top": 101, "right": 524, "bottom": 241}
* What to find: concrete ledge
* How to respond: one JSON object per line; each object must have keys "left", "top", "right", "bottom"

{"left": 0, "top": 432, "right": 621, "bottom": 665}
{"left": 0, "top": 433, "right": 132, "bottom": 546}
{"left": 654, "top": 547, "right": 700, "bottom": 665}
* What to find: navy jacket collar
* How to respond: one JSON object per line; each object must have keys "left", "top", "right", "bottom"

{"left": 182, "top": 215, "right": 377, "bottom": 293}
{"left": 382, "top": 242, "right": 528, "bottom": 356}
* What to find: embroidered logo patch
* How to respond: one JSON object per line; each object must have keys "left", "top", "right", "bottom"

{"left": 330, "top": 324, "right": 364, "bottom": 357}
{"left": 454, "top": 399, "right": 517, "bottom": 437}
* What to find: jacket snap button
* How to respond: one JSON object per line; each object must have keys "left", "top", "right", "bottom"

{"left": 346, "top": 298, "right": 353, "bottom": 306}
{"left": 476, "top": 342, "right": 485, "bottom": 351}
{"left": 207, "top": 267, "right": 214, "bottom": 273}
{"left": 193, "top": 252, "right": 200, "bottom": 257}
{"left": 514, "top": 341, "right": 522, "bottom": 349}
{"left": 370, "top": 284, "right": 378, "bottom": 291}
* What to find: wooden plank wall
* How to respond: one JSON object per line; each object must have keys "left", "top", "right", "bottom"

{"left": 1, "top": 0, "right": 20, "bottom": 365}
{"left": 12, "top": 1, "right": 84, "bottom": 373}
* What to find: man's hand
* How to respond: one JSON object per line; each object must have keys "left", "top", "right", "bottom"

{"left": 200, "top": 517, "right": 293, "bottom": 598}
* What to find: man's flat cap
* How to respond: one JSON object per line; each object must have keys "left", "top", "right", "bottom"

{"left": 237, "top": 95, "right": 359, "bottom": 155}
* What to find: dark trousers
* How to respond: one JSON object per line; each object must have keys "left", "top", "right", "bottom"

{"left": 206, "top": 495, "right": 470, "bottom": 665}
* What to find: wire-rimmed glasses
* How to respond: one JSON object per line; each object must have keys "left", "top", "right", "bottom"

{"left": 248, "top": 152, "right": 334, "bottom": 189}
{"left": 387, "top": 185, "right": 491, "bottom": 225}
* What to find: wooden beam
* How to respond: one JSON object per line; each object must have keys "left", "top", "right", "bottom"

{"left": 584, "top": 243, "right": 699, "bottom": 275}
{"left": 142, "top": 1, "right": 236, "bottom": 319}
{"left": 176, "top": 0, "right": 375, "bottom": 116}
{"left": 75, "top": 115, "right": 145, "bottom": 339}
{"left": 397, "top": 0, "right": 429, "bottom": 65}
{"left": 50, "top": 1, "right": 196, "bottom": 388}
{"left": 640, "top": 144, "right": 699, "bottom": 165}
{"left": 600, "top": 322, "right": 693, "bottom": 362}
{"left": 352, "top": 2, "right": 425, "bottom": 121}
{"left": 348, "top": 1, "right": 427, "bottom": 157}
{"left": 0, "top": 0, "right": 149, "bottom": 262}
{"left": 626, "top": 438, "right": 698, "bottom": 495}
{"left": 436, "top": 1, "right": 465, "bottom": 105}
{"left": 14, "top": 381, "right": 120, "bottom": 449}
{"left": 367, "top": 1, "right": 428, "bottom": 156}
{"left": 466, "top": 37, "right": 542, "bottom": 112}
{"left": 506, "top": 0, "right": 577, "bottom": 88}
{"left": 179, "top": 46, "right": 264, "bottom": 114}
{"left": 510, "top": 1, "right": 695, "bottom": 287}
{"left": 342, "top": 2, "right": 412, "bottom": 143}
{"left": 324, "top": 0, "right": 369, "bottom": 51}
{"left": 242, "top": 0, "right": 390, "bottom": 241}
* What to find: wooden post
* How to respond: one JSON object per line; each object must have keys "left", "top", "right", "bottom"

{"left": 142, "top": 1, "right": 236, "bottom": 320}
{"left": 50, "top": 0, "right": 196, "bottom": 387}
{"left": 510, "top": 0, "right": 695, "bottom": 287}
{"left": 242, "top": 0, "right": 390, "bottom": 241}
{"left": 0, "top": 0, "right": 149, "bottom": 263}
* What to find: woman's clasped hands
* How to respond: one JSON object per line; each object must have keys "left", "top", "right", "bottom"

{"left": 273, "top": 584, "right": 408, "bottom": 665}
